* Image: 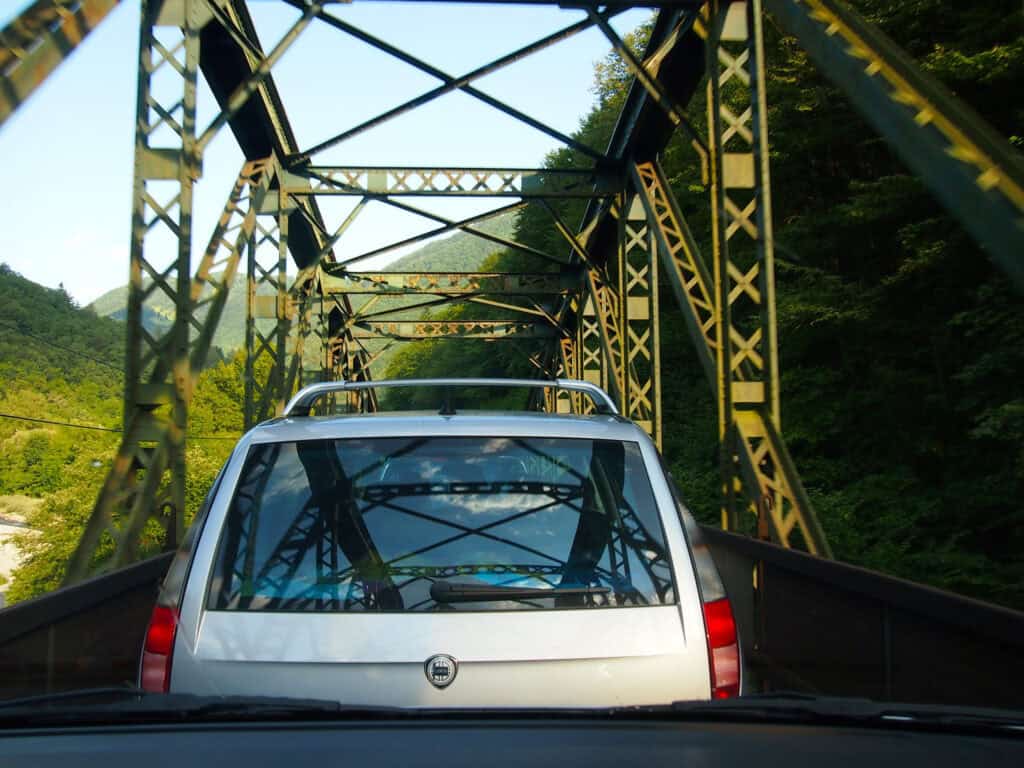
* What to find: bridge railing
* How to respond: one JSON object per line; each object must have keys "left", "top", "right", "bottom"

{"left": 0, "top": 553, "right": 172, "bottom": 700}
{"left": 706, "top": 528, "right": 1024, "bottom": 708}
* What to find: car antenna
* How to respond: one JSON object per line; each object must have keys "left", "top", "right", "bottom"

{"left": 439, "top": 386, "right": 456, "bottom": 416}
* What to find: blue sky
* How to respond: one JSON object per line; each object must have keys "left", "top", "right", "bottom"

{"left": 0, "top": 1, "right": 648, "bottom": 304}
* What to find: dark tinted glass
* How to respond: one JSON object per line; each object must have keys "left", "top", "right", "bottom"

{"left": 209, "top": 437, "right": 674, "bottom": 611}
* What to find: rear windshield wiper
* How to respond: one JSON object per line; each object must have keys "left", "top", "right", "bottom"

{"left": 430, "top": 581, "right": 610, "bottom": 604}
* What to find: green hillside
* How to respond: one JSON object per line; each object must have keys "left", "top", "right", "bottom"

{"left": 0, "top": 265, "right": 124, "bottom": 436}
{"left": 0, "top": 266, "right": 125, "bottom": 600}
{"left": 0, "top": 264, "right": 246, "bottom": 602}
{"left": 382, "top": 212, "right": 516, "bottom": 273}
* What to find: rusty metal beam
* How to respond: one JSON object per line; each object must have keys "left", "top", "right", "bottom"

{"left": 320, "top": 270, "right": 578, "bottom": 296}
{"left": 349, "top": 320, "right": 558, "bottom": 340}
{"left": 0, "top": 0, "right": 119, "bottom": 127}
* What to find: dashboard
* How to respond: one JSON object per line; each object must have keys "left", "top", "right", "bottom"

{"left": 1, "top": 717, "right": 1022, "bottom": 767}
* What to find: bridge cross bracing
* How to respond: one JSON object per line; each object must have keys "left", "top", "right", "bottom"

{"left": 1, "top": 0, "right": 1022, "bottom": 583}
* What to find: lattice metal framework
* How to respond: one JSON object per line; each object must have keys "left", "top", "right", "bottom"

{"left": 285, "top": 166, "right": 619, "bottom": 198}
{"left": 705, "top": 0, "right": 829, "bottom": 552}
{"left": 618, "top": 193, "right": 661, "bottom": 444}
{"left": 244, "top": 192, "right": 291, "bottom": 428}
{"left": 3, "top": 0, "right": 1022, "bottom": 579}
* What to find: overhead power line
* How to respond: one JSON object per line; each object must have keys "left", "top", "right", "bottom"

{"left": 0, "top": 412, "right": 119, "bottom": 433}
{"left": 0, "top": 318, "right": 123, "bottom": 372}
{"left": 0, "top": 412, "right": 239, "bottom": 441}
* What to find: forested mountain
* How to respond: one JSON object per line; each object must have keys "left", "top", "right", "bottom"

{"left": 383, "top": 0, "right": 1024, "bottom": 608}
{"left": 0, "top": 266, "right": 123, "bottom": 498}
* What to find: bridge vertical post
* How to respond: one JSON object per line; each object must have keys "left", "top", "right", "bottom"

{"left": 706, "top": 0, "right": 779, "bottom": 535}
{"left": 316, "top": 292, "right": 330, "bottom": 387}
{"left": 282, "top": 272, "right": 313, "bottom": 405}
{"left": 67, "top": 158, "right": 277, "bottom": 581}
{"left": 244, "top": 187, "right": 290, "bottom": 428}
{"left": 268, "top": 194, "right": 293, "bottom": 419}
{"left": 619, "top": 190, "right": 662, "bottom": 448}
{"left": 63, "top": 0, "right": 207, "bottom": 582}
{"left": 700, "top": 0, "right": 831, "bottom": 556}
{"left": 583, "top": 264, "right": 630, "bottom": 415}
{"left": 579, "top": 291, "right": 605, "bottom": 414}
{"left": 558, "top": 334, "right": 582, "bottom": 414}
{"left": 132, "top": 0, "right": 201, "bottom": 550}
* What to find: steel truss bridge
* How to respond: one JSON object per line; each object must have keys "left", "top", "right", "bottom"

{"left": 2, "top": 0, "right": 1023, "bottom": 592}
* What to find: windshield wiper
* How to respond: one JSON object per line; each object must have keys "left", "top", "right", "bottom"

{"left": 0, "top": 692, "right": 400, "bottom": 728}
{"left": 0, "top": 687, "right": 149, "bottom": 711}
{"left": 430, "top": 580, "right": 610, "bottom": 604}
{"left": 669, "top": 693, "right": 1024, "bottom": 733}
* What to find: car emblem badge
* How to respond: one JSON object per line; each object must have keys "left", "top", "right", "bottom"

{"left": 424, "top": 654, "right": 457, "bottom": 689}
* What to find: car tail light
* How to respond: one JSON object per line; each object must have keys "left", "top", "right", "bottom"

{"left": 703, "top": 598, "right": 739, "bottom": 699}
{"left": 664, "top": 477, "right": 744, "bottom": 699}
{"left": 140, "top": 604, "right": 178, "bottom": 693}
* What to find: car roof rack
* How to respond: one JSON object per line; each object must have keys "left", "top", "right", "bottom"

{"left": 282, "top": 378, "right": 619, "bottom": 418}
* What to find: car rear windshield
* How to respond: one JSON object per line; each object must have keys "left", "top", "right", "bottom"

{"left": 208, "top": 436, "right": 675, "bottom": 612}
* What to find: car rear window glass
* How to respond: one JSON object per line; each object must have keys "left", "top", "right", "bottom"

{"left": 208, "top": 436, "right": 674, "bottom": 612}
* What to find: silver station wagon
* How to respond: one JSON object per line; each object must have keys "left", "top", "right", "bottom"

{"left": 140, "top": 379, "right": 740, "bottom": 707}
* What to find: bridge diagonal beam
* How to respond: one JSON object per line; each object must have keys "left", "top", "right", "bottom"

{"left": 336, "top": 293, "right": 552, "bottom": 323}
{"left": 281, "top": 1, "right": 607, "bottom": 163}
{"left": 331, "top": 197, "right": 562, "bottom": 268}
{"left": 65, "top": 155, "right": 276, "bottom": 583}
{"left": 764, "top": 0, "right": 1024, "bottom": 287}
{"left": 60, "top": 0, "right": 377, "bottom": 583}
{"left": 286, "top": 9, "right": 623, "bottom": 164}
{"left": 586, "top": 8, "right": 708, "bottom": 160}
{"left": 349, "top": 294, "right": 471, "bottom": 321}
{"left": 547, "top": 5, "right": 705, "bottom": 423}
{"left": 0, "top": 0, "right": 119, "bottom": 127}
{"left": 632, "top": 161, "right": 717, "bottom": 387}
{"left": 184, "top": 158, "right": 276, "bottom": 371}
{"left": 197, "top": 0, "right": 324, "bottom": 153}
{"left": 308, "top": 197, "right": 369, "bottom": 267}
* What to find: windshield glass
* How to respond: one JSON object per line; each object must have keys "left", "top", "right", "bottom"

{"left": 4, "top": 0, "right": 1024, "bottom": 723}
{"left": 209, "top": 437, "right": 674, "bottom": 612}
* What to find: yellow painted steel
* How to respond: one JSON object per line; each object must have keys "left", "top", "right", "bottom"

{"left": 632, "top": 2, "right": 831, "bottom": 557}
{"left": 619, "top": 193, "right": 662, "bottom": 448}
{"left": 797, "top": 0, "right": 1024, "bottom": 213}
